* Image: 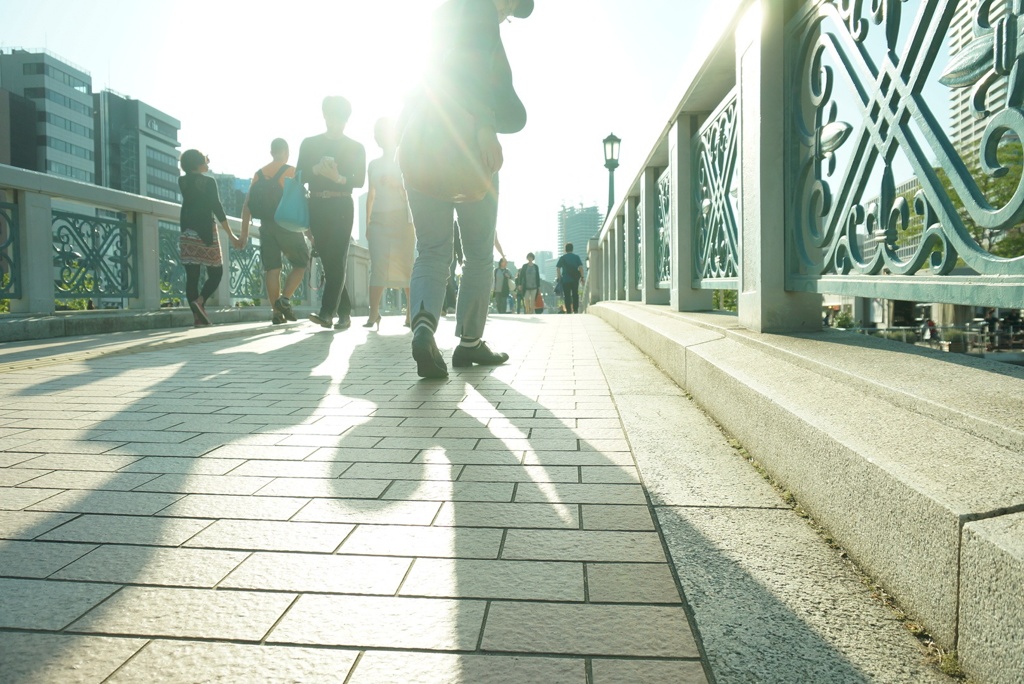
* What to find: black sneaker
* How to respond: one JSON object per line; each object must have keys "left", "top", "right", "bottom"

{"left": 272, "top": 312, "right": 286, "bottom": 325}
{"left": 412, "top": 326, "right": 448, "bottom": 378}
{"left": 274, "top": 297, "right": 297, "bottom": 322}
{"left": 452, "top": 341, "right": 509, "bottom": 368}
{"left": 309, "top": 312, "right": 333, "bottom": 329}
{"left": 334, "top": 315, "right": 352, "bottom": 330}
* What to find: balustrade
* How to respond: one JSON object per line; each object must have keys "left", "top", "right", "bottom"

{"left": 588, "top": 0, "right": 1023, "bottom": 331}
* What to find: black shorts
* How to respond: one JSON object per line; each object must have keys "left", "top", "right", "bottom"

{"left": 259, "top": 221, "right": 310, "bottom": 271}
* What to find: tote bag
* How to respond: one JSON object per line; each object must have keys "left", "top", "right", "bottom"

{"left": 274, "top": 171, "right": 309, "bottom": 232}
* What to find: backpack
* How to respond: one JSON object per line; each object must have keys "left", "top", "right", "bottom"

{"left": 248, "top": 165, "right": 289, "bottom": 221}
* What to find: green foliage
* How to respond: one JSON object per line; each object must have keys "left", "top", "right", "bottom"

{"left": 713, "top": 289, "right": 738, "bottom": 312}
{"left": 0, "top": 299, "right": 8, "bottom": 313}
{"left": 834, "top": 310, "right": 855, "bottom": 328}
{"left": 936, "top": 140, "right": 1024, "bottom": 258}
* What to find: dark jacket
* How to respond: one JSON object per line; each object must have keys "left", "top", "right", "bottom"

{"left": 421, "top": 0, "right": 527, "bottom": 134}
{"left": 178, "top": 173, "right": 227, "bottom": 245}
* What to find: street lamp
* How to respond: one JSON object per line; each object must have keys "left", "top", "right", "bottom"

{"left": 603, "top": 133, "right": 621, "bottom": 217}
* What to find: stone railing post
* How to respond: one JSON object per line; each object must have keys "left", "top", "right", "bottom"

{"left": 624, "top": 196, "right": 642, "bottom": 301}
{"left": 132, "top": 213, "right": 162, "bottom": 311}
{"left": 640, "top": 168, "right": 670, "bottom": 305}
{"left": 587, "top": 237, "right": 603, "bottom": 305}
{"left": 736, "top": 1, "right": 820, "bottom": 331}
{"left": 670, "top": 116, "right": 713, "bottom": 312}
{"left": 12, "top": 190, "right": 54, "bottom": 315}
{"left": 611, "top": 215, "right": 624, "bottom": 300}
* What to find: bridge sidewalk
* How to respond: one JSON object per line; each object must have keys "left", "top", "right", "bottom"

{"left": 0, "top": 315, "right": 949, "bottom": 683}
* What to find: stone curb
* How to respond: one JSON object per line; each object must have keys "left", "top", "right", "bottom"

{"left": 591, "top": 301, "right": 1024, "bottom": 681}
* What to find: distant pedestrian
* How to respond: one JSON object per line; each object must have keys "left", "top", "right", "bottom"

{"left": 239, "top": 138, "right": 309, "bottom": 325}
{"left": 297, "top": 96, "right": 366, "bottom": 331}
{"left": 556, "top": 242, "right": 585, "bottom": 314}
{"left": 365, "top": 117, "right": 415, "bottom": 330}
{"left": 402, "top": 0, "right": 534, "bottom": 378}
{"left": 178, "top": 149, "right": 242, "bottom": 327}
{"left": 493, "top": 258, "right": 513, "bottom": 313}
{"left": 517, "top": 252, "right": 541, "bottom": 314}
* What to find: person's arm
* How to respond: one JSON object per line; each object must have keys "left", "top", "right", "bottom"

{"left": 348, "top": 142, "right": 367, "bottom": 190}
{"left": 239, "top": 171, "right": 260, "bottom": 245}
{"left": 494, "top": 234, "right": 504, "bottom": 259}
{"left": 207, "top": 177, "right": 240, "bottom": 248}
{"left": 365, "top": 161, "right": 377, "bottom": 238}
{"left": 295, "top": 138, "right": 313, "bottom": 188}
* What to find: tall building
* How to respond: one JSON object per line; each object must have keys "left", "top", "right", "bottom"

{"left": 557, "top": 204, "right": 603, "bottom": 257}
{"left": 535, "top": 250, "right": 555, "bottom": 283}
{"left": 949, "top": 0, "right": 1008, "bottom": 154}
{"left": 0, "top": 89, "right": 37, "bottom": 169}
{"left": 211, "top": 173, "right": 251, "bottom": 218}
{"left": 94, "top": 90, "right": 181, "bottom": 202}
{"left": 0, "top": 49, "right": 95, "bottom": 183}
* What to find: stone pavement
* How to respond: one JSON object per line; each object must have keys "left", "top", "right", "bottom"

{"left": 0, "top": 314, "right": 950, "bottom": 683}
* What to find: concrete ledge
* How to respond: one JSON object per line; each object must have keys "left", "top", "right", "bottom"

{"left": 0, "top": 307, "right": 292, "bottom": 343}
{"left": 959, "top": 513, "right": 1024, "bottom": 684}
{"left": 591, "top": 302, "right": 1024, "bottom": 676}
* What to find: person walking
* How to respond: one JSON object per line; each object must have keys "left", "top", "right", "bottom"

{"left": 239, "top": 138, "right": 309, "bottom": 325}
{"left": 177, "top": 149, "right": 242, "bottom": 327}
{"left": 492, "top": 258, "right": 513, "bottom": 314}
{"left": 402, "top": 0, "right": 535, "bottom": 378}
{"left": 297, "top": 96, "right": 366, "bottom": 331}
{"left": 556, "top": 242, "right": 585, "bottom": 314}
{"left": 517, "top": 252, "right": 541, "bottom": 314}
{"left": 365, "top": 117, "right": 415, "bottom": 330}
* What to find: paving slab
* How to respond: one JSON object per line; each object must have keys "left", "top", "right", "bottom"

{"left": 0, "top": 314, "right": 959, "bottom": 683}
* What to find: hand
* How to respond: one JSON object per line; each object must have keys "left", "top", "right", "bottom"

{"left": 477, "top": 126, "right": 503, "bottom": 175}
{"left": 231, "top": 234, "right": 244, "bottom": 249}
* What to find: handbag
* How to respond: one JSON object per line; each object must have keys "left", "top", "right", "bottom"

{"left": 534, "top": 291, "right": 544, "bottom": 310}
{"left": 274, "top": 170, "right": 309, "bottom": 232}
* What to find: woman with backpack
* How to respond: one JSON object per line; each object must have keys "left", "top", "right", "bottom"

{"left": 178, "top": 149, "right": 242, "bottom": 326}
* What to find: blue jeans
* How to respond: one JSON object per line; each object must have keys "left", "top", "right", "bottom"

{"left": 408, "top": 184, "right": 498, "bottom": 341}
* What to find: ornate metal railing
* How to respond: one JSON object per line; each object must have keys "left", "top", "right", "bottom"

{"left": 0, "top": 200, "right": 19, "bottom": 299}
{"left": 229, "top": 240, "right": 263, "bottom": 300}
{"left": 694, "top": 91, "right": 740, "bottom": 287}
{"left": 158, "top": 220, "right": 186, "bottom": 303}
{"left": 52, "top": 210, "right": 138, "bottom": 299}
{"left": 656, "top": 167, "right": 673, "bottom": 288}
{"left": 786, "top": 0, "right": 1024, "bottom": 305}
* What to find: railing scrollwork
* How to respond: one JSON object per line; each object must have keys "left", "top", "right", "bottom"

{"left": 789, "top": 0, "right": 1024, "bottom": 300}
{"left": 0, "top": 201, "right": 19, "bottom": 299}
{"left": 694, "top": 92, "right": 740, "bottom": 285}
{"left": 656, "top": 168, "right": 673, "bottom": 288}
{"left": 52, "top": 211, "right": 138, "bottom": 299}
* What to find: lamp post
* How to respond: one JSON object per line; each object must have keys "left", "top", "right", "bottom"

{"left": 603, "top": 133, "right": 621, "bottom": 217}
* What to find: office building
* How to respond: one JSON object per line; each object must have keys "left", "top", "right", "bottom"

{"left": 0, "top": 89, "right": 37, "bottom": 169}
{"left": 0, "top": 49, "right": 95, "bottom": 183}
{"left": 948, "top": 0, "right": 1007, "bottom": 155}
{"left": 211, "top": 173, "right": 251, "bottom": 218}
{"left": 557, "top": 204, "right": 603, "bottom": 257}
{"left": 94, "top": 89, "right": 181, "bottom": 202}
{"left": 535, "top": 250, "right": 555, "bottom": 283}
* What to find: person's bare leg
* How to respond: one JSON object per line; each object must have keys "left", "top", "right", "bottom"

{"left": 404, "top": 288, "right": 411, "bottom": 326}
{"left": 266, "top": 268, "right": 282, "bottom": 305}
{"left": 282, "top": 267, "right": 305, "bottom": 299}
{"left": 369, "top": 286, "right": 385, "bottom": 320}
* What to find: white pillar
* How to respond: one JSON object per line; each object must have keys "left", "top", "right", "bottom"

{"left": 587, "top": 238, "right": 603, "bottom": 305}
{"left": 670, "top": 116, "right": 713, "bottom": 312}
{"left": 737, "top": 0, "right": 820, "bottom": 332}
{"left": 12, "top": 190, "right": 54, "bottom": 315}
{"left": 625, "top": 195, "right": 642, "bottom": 301}
{"left": 131, "top": 213, "right": 162, "bottom": 311}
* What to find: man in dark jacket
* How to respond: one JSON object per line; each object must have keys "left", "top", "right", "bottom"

{"left": 404, "top": 0, "right": 535, "bottom": 378}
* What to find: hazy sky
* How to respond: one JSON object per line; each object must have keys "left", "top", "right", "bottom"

{"left": 3, "top": 0, "right": 722, "bottom": 261}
